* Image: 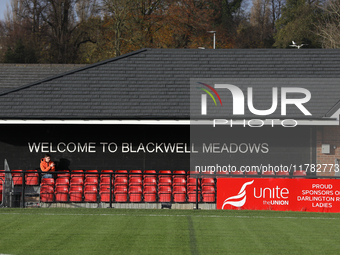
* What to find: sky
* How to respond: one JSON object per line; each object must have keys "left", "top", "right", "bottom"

{"left": 0, "top": 0, "right": 9, "bottom": 21}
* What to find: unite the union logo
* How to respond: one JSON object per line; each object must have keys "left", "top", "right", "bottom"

{"left": 222, "top": 180, "right": 254, "bottom": 209}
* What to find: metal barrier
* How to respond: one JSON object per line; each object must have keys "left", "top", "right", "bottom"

{"left": 0, "top": 170, "right": 209, "bottom": 209}
{"left": 1, "top": 170, "right": 339, "bottom": 209}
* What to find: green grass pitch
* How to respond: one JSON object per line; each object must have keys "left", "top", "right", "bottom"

{"left": 0, "top": 208, "right": 339, "bottom": 255}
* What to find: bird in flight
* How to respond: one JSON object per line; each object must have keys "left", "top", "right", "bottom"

{"left": 289, "top": 41, "right": 308, "bottom": 49}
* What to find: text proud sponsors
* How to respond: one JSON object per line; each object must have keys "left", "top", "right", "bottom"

{"left": 217, "top": 178, "right": 340, "bottom": 212}
{"left": 297, "top": 184, "right": 340, "bottom": 209}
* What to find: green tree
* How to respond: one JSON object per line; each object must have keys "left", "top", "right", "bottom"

{"left": 4, "top": 38, "right": 37, "bottom": 63}
{"left": 274, "top": 0, "right": 322, "bottom": 48}
{"left": 212, "top": 0, "right": 244, "bottom": 26}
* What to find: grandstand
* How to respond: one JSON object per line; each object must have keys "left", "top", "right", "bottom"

{"left": 1, "top": 49, "right": 340, "bottom": 212}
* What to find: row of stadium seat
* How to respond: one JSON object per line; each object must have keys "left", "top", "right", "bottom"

{"left": 0, "top": 169, "right": 308, "bottom": 186}
{"left": 0, "top": 169, "right": 40, "bottom": 186}
{"left": 39, "top": 170, "right": 215, "bottom": 203}
{"left": 40, "top": 184, "right": 214, "bottom": 203}
{"left": 1, "top": 169, "right": 307, "bottom": 203}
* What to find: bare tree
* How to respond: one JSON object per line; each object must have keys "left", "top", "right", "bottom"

{"left": 37, "top": 0, "right": 100, "bottom": 63}
{"left": 250, "top": 0, "right": 272, "bottom": 41}
{"left": 76, "top": 0, "right": 100, "bottom": 22}
{"left": 270, "top": 0, "right": 284, "bottom": 32}
{"left": 316, "top": 0, "right": 340, "bottom": 48}
{"left": 102, "top": 0, "right": 135, "bottom": 57}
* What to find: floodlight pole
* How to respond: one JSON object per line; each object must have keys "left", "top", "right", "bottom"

{"left": 207, "top": 31, "right": 216, "bottom": 49}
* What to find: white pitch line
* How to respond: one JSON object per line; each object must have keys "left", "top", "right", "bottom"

{"left": 0, "top": 212, "right": 339, "bottom": 220}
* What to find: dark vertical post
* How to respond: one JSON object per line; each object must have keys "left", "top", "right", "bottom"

{"left": 109, "top": 172, "right": 112, "bottom": 208}
{"left": 195, "top": 173, "right": 199, "bottom": 210}
{"left": 21, "top": 170, "right": 25, "bottom": 208}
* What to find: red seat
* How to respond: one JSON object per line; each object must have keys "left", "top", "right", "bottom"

{"left": 202, "top": 186, "right": 215, "bottom": 202}
{"left": 101, "top": 170, "right": 114, "bottom": 177}
{"left": 25, "top": 170, "right": 39, "bottom": 185}
{"left": 158, "top": 185, "right": 172, "bottom": 202}
{"left": 70, "top": 177, "right": 84, "bottom": 186}
{"left": 262, "top": 171, "right": 275, "bottom": 176}
{"left": 100, "top": 170, "right": 114, "bottom": 185}
{"left": 201, "top": 172, "right": 215, "bottom": 185}
{"left": 55, "top": 177, "right": 70, "bottom": 187}
{"left": 143, "top": 177, "right": 156, "bottom": 186}
{"left": 159, "top": 170, "right": 172, "bottom": 174}
{"left": 0, "top": 181, "right": 3, "bottom": 202}
{"left": 129, "top": 178, "right": 142, "bottom": 186}
{"left": 57, "top": 170, "right": 70, "bottom": 178}
{"left": 69, "top": 185, "right": 83, "bottom": 202}
{"left": 114, "top": 186, "right": 128, "bottom": 202}
{"left": 0, "top": 171, "right": 4, "bottom": 187}
{"left": 187, "top": 171, "right": 200, "bottom": 179}
{"left": 41, "top": 178, "right": 55, "bottom": 187}
{"left": 173, "top": 170, "right": 186, "bottom": 179}
{"left": 128, "top": 185, "right": 142, "bottom": 202}
{"left": 12, "top": 170, "right": 23, "bottom": 185}
{"left": 230, "top": 170, "right": 244, "bottom": 175}
{"left": 115, "top": 179, "right": 127, "bottom": 187}
{"left": 158, "top": 170, "right": 172, "bottom": 184}
{"left": 84, "top": 185, "right": 98, "bottom": 202}
{"left": 216, "top": 171, "right": 229, "bottom": 177}
{"left": 40, "top": 185, "right": 54, "bottom": 202}
{"left": 115, "top": 170, "right": 128, "bottom": 186}
{"left": 143, "top": 185, "right": 157, "bottom": 202}
{"left": 173, "top": 177, "right": 186, "bottom": 187}
{"left": 129, "top": 170, "right": 142, "bottom": 176}
{"left": 201, "top": 178, "right": 215, "bottom": 187}
{"left": 276, "top": 171, "right": 290, "bottom": 177}
{"left": 173, "top": 186, "right": 186, "bottom": 202}
{"left": 115, "top": 170, "right": 128, "bottom": 176}
{"left": 143, "top": 170, "right": 157, "bottom": 186}
{"left": 158, "top": 177, "right": 172, "bottom": 186}
{"left": 85, "top": 170, "right": 99, "bottom": 184}
{"left": 85, "top": 170, "right": 99, "bottom": 178}
{"left": 100, "top": 178, "right": 114, "bottom": 186}
{"left": 173, "top": 170, "right": 186, "bottom": 175}
{"left": 129, "top": 170, "right": 142, "bottom": 186}
{"left": 293, "top": 170, "right": 307, "bottom": 177}
{"left": 245, "top": 171, "right": 258, "bottom": 176}
{"left": 187, "top": 185, "right": 201, "bottom": 202}
{"left": 173, "top": 170, "right": 186, "bottom": 186}
{"left": 71, "top": 170, "right": 84, "bottom": 179}
{"left": 159, "top": 170, "right": 172, "bottom": 186}
{"left": 201, "top": 171, "right": 216, "bottom": 176}
{"left": 55, "top": 185, "right": 68, "bottom": 202}
{"left": 84, "top": 177, "right": 99, "bottom": 186}
{"left": 187, "top": 177, "right": 200, "bottom": 188}
{"left": 99, "top": 184, "right": 113, "bottom": 202}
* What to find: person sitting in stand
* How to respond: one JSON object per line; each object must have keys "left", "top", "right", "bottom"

{"left": 40, "top": 154, "right": 55, "bottom": 179}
